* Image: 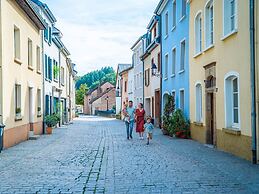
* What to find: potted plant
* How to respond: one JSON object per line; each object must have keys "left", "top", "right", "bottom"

{"left": 162, "top": 94, "right": 175, "bottom": 136}
{"left": 16, "top": 107, "right": 21, "bottom": 115}
{"left": 45, "top": 115, "right": 57, "bottom": 134}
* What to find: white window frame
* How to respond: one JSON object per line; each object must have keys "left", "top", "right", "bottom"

{"left": 164, "top": 53, "right": 169, "bottom": 79}
{"left": 28, "top": 38, "right": 33, "bottom": 69}
{"left": 180, "top": 38, "right": 186, "bottom": 72}
{"left": 204, "top": 0, "right": 214, "bottom": 49}
{"left": 36, "top": 46, "right": 41, "bottom": 73}
{"left": 222, "top": 0, "right": 238, "bottom": 39}
{"left": 224, "top": 71, "right": 240, "bottom": 129}
{"left": 171, "top": 47, "right": 176, "bottom": 76}
{"left": 179, "top": 89, "right": 185, "bottom": 112}
{"left": 165, "top": 11, "right": 169, "bottom": 38}
{"left": 194, "top": 11, "right": 202, "bottom": 55}
{"left": 195, "top": 82, "right": 202, "bottom": 123}
{"left": 14, "top": 25, "right": 21, "bottom": 61}
{"left": 172, "top": 0, "right": 177, "bottom": 29}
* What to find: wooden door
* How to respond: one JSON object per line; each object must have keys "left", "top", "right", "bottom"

{"left": 155, "top": 90, "right": 161, "bottom": 127}
{"left": 206, "top": 93, "right": 214, "bottom": 145}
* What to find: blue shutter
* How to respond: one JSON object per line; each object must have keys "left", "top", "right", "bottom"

{"left": 49, "top": 27, "right": 52, "bottom": 44}
{"left": 45, "top": 95, "right": 49, "bottom": 115}
{"left": 49, "top": 58, "right": 52, "bottom": 81}
{"left": 44, "top": 23, "right": 49, "bottom": 41}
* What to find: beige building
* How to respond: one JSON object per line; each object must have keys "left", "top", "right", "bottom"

{"left": 189, "top": 0, "right": 253, "bottom": 161}
{"left": 142, "top": 16, "right": 161, "bottom": 127}
{"left": 0, "top": 0, "right": 46, "bottom": 148}
{"left": 84, "top": 82, "right": 114, "bottom": 115}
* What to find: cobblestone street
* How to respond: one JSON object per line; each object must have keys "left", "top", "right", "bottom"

{"left": 0, "top": 116, "right": 259, "bottom": 194}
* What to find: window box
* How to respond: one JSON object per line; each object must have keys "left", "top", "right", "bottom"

{"left": 14, "top": 58, "right": 22, "bottom": 65}
{"left": 222, "top": 128, "right": 241, "bottom": 136}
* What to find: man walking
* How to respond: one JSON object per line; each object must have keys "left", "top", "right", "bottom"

{"left": 123, "top": 101, "right": 135, "bottom": 140}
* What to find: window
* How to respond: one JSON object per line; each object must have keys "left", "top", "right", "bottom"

{"left": 14, "top": 26, "right": 21, "bottom": 60}
{"left": 225, "top": 74, "right": 239, "bottom": 128}
{"left": 165, "top": 12, "right": 169, "bottom": 36}
{"left": 180, "top": 90, "right": 185, "bottom": 111}
{"left": 53, "top": 60, "right": 59, "bottom": 81}
{"left": 172, "top": 48, "right": 176, "bottom": 75}
{"left": 205, "top": 0, "right": 214, "bottom": 48}
{"left": 145, "top": 69, "right": 150, "bottom": 86}
{"left": 157, "top": 53, "right": 161, "bottom": 72}
{"left": 153, "top": 25, "right": 157, "bottom": 39}
{"left": 15, "top": 84, "right": 21, "bottom": 117}
{"left": 61, "top": 66, "right": 65, "bottom": 85}
{"left": 195, "top": 13, "right": 202, "bottom": 54}
{"left": 124, "top": 81, "right": 127, "bottom": 92}
{"left": 28, "top": 39, "right": 33, "bottom": 68}
{"left": 181, "top": 0, "right": 186, "bottom": 18}
{"left": 48, "top": 26, "right": 52, "bottom": 44}
{"left": 36, "top": 46, "right": 41, "bottom": 72}
{"left": 164, "top": 54, "right": 168, "bottom": 79}
{"left": 195, "top": 84, "right": 202, "bottom": 122}
{"left": 172, "top": 91, "right": 176, "bottom": 103}
{"left": 44, "top": 23, "right": 49, "bottom": 41}
{"left": 37, "top": 89, "right": 41, "bottom": 115}
{"left": 173, "top": 0, "right": 176, "bottom": 28}
{"left": 180, "top": 40, "right": 186, "bottom": 71}
{"left": 223, "top": 0, "right": 237, "bottom": 36}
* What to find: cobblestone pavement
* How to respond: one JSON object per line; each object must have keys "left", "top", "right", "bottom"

{"left": 0, "top": 116, "right": 259, "bottom": 194}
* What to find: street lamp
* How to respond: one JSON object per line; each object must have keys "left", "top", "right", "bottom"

{"left": 151, "top": 62, "right": 160, "bottom": 77}
{"left": 106, "top": 96, "right": 109, "bottom": 111}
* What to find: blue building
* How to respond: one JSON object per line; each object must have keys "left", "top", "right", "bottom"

{"left": 155, "top": 0, "right": 190, "bottom": 118}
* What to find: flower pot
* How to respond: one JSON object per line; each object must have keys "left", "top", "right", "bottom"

{"left": 46, "top": 127, "right": 52, "bottom": 134}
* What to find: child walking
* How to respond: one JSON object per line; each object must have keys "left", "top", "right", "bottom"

{"left": 144, "top": 116, "right": 154, "bottom": 145}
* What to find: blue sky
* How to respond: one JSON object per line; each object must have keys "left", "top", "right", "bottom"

{"left": 44, "top": 0, "right": 159, "bottom": 76}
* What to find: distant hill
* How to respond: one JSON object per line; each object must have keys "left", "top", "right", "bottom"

{"left": 75, "top": 66, "right": 116, "bottom": 90}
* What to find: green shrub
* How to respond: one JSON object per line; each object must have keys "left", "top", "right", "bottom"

{"left": 162, "top": 94, "right": 175, "bottom": 133}
{"left": 169, "top": 109, "right": 190, "bottom": 138}
{"left": 45, "top": 115, "right": 58, "bottom": 127}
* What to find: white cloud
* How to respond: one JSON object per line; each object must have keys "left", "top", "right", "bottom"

{"left": 44, "top": 0, "right": 159, "bottom": 75}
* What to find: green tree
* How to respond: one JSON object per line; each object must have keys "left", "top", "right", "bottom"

{"left": 76, "top": 84, "right": 88, "bottom": 105}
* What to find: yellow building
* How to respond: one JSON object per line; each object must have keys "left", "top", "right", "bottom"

{"left": 189, "top": 0, "right": 252, "bottom": 161}
{"left": 0, "top": 0, "right": 45, "bottom": 148}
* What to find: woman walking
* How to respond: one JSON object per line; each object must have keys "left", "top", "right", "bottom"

{"left": 135, "top": 103, "right": 145, "bottom": 139}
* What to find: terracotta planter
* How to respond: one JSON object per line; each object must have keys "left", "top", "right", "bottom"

{"left": 46, "top": 127, "right": 53, "bottom": 134}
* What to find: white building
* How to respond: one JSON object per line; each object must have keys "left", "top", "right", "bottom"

{"left": 131, "top": 36, "right": 144, "bottom": 106}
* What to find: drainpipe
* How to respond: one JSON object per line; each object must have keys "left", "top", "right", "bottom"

{"left": 158, "top": 15, "right": 163, "bottom": 129}
{"left": 250, "top": 0, "right": 257, "bottom": 164}
{"left": 41, "top": 30, "right": 45, "bottom": 134}
{"left": 142, "top": 37, "right": 145, "bottom": 107}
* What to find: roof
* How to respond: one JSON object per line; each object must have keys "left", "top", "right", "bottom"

{"left": 146, "top": 15, "right": 159, "bottom": 30}
{"left": 30, "top": 0, "right": 57, "bottom": 23}
{"left": 154, "top": 0, "right": 168, "bottom": 15}
{"left": 15, "top": 0, "right": 46, "bottom": 30}
{"left": 118, "top": 65, "right": 133, "bottom": 76}
{"left": 86, "top": 81, "right": 114, "bottom": 95}
{"left": 89, "top": 87, "right": 115, "bottom": 104}
{"left": 130, "top": 35, "right": 145, "bottom": 50}
{"left": 53, "top": 35, "right": 71, "bottom": 56}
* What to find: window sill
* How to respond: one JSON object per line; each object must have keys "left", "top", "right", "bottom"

{"left": 15, "top": 115, "right": 22, "bottom": 121}
{"left": 37, "top": 70, "right": 41, "bottom": 75}
{"left": 14, "top": 58, "right": 22, "bottom": 65}
{"left": 164, "top": 77, "right": 168, "bottom": 81}
{"left": 221, "top": 30, "right": 238, "bottom": 41}
{"left": 203, "top": 44, "right": 214, "bottom": 53}
{"left": 164, "top": 35, "right": 168, "bottom": 40}
{"left": 54, "top": 79, "right": 59, "bottom": 83}
{"left": 171, "top": 26, "right": 176, "bottom": 32}
{"left": 194, "top": 122, "right": 203, "bottom": 127}
{"left": 171, "top": 74, "right": 175, "bottom": 78}
{"left": 28, "top": 66, "right": 34, "bottom": 71}
{"left": 178, "top": 70, "right": 185, "bottom": 74}
{"left": 61, "top": 83, "right": 65, "bottom": 86}
{"left": 193, "top": 52, "right": 202, "bottom": 58}
{"left": 37, "top": 113, "right": 42, "bottom": 118}
{"left": 222, "top": 128, "right": 241, "bottom": 136}
{"left": 179, "top": 15, "right": 186, "bottom": 22}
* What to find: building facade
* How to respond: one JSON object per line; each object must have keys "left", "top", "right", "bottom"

{"left": 189, "top": 0, "right": 253, "bottom": 161}
{"left": 155, "top": 0, "right": 190, "bottom": 119}
{"left": 115, "top": 64, "right": 132, "bottom": 114}
{"left": 0, "top": 0, "right": 46, "bottom": 148}
{"left": 142, "top": 16, "right": 161, "bottom": 126}
{"left": 131, "top": 37, "right": 144, "bottom": 106}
